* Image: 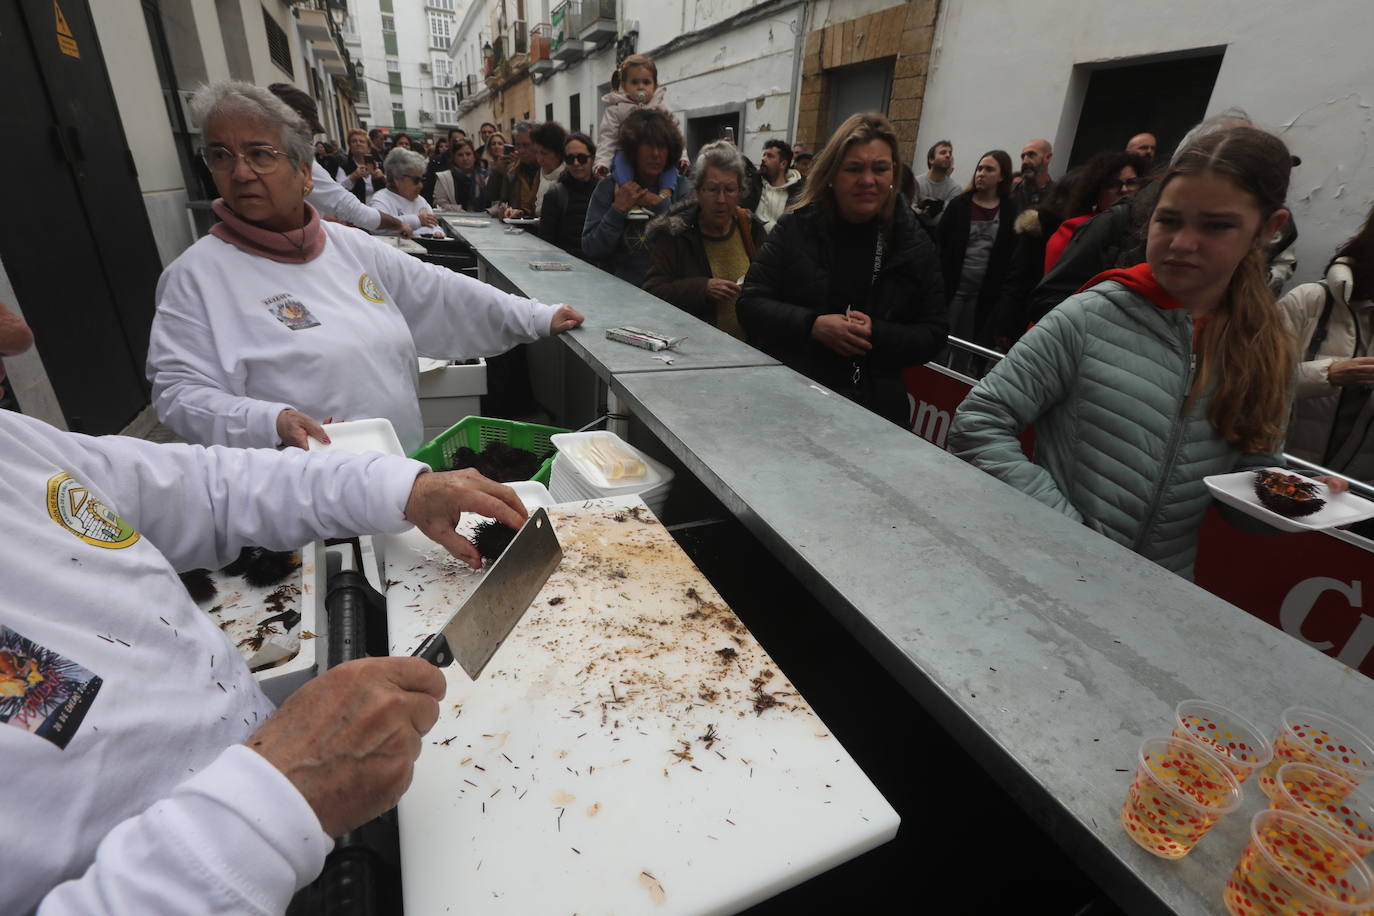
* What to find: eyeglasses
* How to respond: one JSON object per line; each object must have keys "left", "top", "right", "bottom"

{"left": 203, "top": 144, "right": 289, "bottom": 175}
{"left": 564, "top": 153, "right": 591, "bottom": 164}
{"left": 1104, "top": 177, "right": 1146, "bottom": 192}
{"left": 700, "top": 184, "right": 740, "bottom": 198}
{"left": 399, "top": 174, "right": 425, "bottom": 184}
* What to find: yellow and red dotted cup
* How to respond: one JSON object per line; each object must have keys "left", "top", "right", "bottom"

{"left": 1270, "top": 762, "right": 1374, "bottom": 857}
{"left": 1121, "top": 736, "right": 1241, "bottom": 859}
{"left": 1172, "top": 699, "right": 1274, "bottom": 786}
{"left": 1223, "top": 809, "right": 1374, "bottom": 916}
{"left": 1257, "top": 707, "right": 1374, "bottom": 801}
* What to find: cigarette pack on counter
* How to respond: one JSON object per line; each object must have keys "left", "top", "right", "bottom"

{"left": 606, "top": 326, "right": 685, "bottom": 351}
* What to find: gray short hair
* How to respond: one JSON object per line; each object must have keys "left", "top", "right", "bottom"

{"left": 384, "top": 147, "right": 428, "bottom": 184}
{"left": 689, "top": 140, "right": 747, "bottom": 189}
{"left": 189, "top": 80, "right": 313, "bottom": 167}
{"left": 512, "top": 120, "right": 536, "bottom": 139}
{"left": 1172, "top": 107, "right": 1254, "bottom": 165}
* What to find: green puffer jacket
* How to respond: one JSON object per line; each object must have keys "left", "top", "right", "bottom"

{"left": 948, "top": 279, "right": 1276, "bottom": 578}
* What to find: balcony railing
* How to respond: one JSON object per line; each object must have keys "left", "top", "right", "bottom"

{"left": 572, "top": 0, "right": 615, "bottom": 40}
{"left": 531, "top": 23, "right": 551, "bottom": 61}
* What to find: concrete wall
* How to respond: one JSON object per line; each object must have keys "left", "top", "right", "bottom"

{"left": 918, "top": 0, "right": 1374, "bottom": 290}
{"left": 89, "top": 0, "right": 196, "bottom": 267}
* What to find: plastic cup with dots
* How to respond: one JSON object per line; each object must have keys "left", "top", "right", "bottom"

{"left": 1172, "top": 699, "right": 1273, "bottom": 785}
{"left": 1257, "top": 707, "right": 1374, "bottom": 801}
{"left": 1120, "top": 736, "right": 1242, "bottom": 859}
{"left": 1223, "top": 809, "right": 1374, "bottom": 916}
{"left": 1270, "top": 762, "right": 1374, "bottom": 857}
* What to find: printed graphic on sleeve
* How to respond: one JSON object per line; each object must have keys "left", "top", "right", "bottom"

{"left": 263, "top": 293, "right": 321, "bottom": 331}
{"left": 46, "top": 472, "right": 140, "bottom": 549}
{"left": 0, "top": 623, "right": 102, "bottom": 750}
{"left": 358, "top": 272, "right": 385, "bottom": 303}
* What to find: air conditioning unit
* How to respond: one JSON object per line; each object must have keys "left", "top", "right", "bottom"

{"left": 419, "top": 62, "right": 431, "bottom": 73}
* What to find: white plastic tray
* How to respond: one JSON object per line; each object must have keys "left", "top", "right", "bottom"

{"left": 550, "top": 431, "right": 664, "bottom": 490}
{"left": 307, "top": 418, "right": 405, "bottom": 458}
{"left": 1204, "top": 467, "right": 1374, "bottom": 532}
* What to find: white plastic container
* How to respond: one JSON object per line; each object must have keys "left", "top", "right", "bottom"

{"left": 548, "top": 431, "right": 673, "bottom": 517}
{"left": 417, "top": 358, "right": 487, "bottom": 444}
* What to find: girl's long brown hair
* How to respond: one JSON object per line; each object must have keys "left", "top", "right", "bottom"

{"left": 791, "top": 112, "right": 900, "bottom": 236}
{"left": 1161, "top": 126, "right": 1294, "bottom": 453}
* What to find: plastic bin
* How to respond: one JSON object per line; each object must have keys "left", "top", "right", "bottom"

{"left": 410, "top": 415, "right": 568, "bottom": 485}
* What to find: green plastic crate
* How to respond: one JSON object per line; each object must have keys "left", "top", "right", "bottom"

{"left": 410, "top": 415, "right": 567, "bottom": 485}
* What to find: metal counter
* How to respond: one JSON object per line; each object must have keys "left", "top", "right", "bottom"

{"left": 607, "top": 364, "right": 1374, "bottom": 916}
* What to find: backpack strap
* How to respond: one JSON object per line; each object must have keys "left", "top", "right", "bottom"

{"left": 1304, "top": 281, "right": 1337, "bottom": 362}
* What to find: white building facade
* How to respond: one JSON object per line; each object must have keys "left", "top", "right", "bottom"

{"left": 343, "top": 0, "right": 461, "bottom": 138}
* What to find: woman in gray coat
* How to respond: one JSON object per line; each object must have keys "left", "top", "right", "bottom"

{"left": 950, "top": 127, "right": 1347, "bottom": 578}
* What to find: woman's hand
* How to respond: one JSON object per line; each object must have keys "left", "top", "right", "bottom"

{"left": 548, "top": 305, "right": 585, "bottom": 335}
{"left": 276, "top": 408, "right": 329, "bottom": 449}
{"left": 349, "top": 166, "right": 367, "bottom": 182}
{"left": 612, "top": 181, "right": 642, "bottom": 213}
{"left": 371, "top": 166, "right": 386, "bottom": 181}
{"left": 1316, "top": 475, "right": 1351, "bottom": 495}
{"left": 419, "top": 212, "right": 439, "bottom": 228}
{"left": 810, "top": 313, "right": 873, "bottom": 357}
{"left": 706, "top": 279, "right": 741, "bottom": 302}
{"left": 635, "top": 187, "right": 665, "bottom": 209}
{"left": 1329, "top": 357, "right": 1374, "bottom": 387}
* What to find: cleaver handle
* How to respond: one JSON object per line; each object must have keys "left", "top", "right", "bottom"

{"left": 412, "top": 632, "right": 454, "bottom": 667}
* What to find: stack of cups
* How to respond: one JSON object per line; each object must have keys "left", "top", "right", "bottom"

{"left": 1119, "top": 701, "right": 1374, "bottom": 915}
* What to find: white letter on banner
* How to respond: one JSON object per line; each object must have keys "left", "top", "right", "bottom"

{"left": 1279, "top": 577, "right": 1363, "bottom": 652}
{"left": 913, "top": 401, "right": 951, "bottom": 449}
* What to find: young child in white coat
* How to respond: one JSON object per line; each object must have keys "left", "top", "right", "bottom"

{"left": 595, "top": 54, "right": 689, "bottom": 192}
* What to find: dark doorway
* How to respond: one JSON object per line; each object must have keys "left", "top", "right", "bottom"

{"left": 685, "top": 112, "right": 740, "bottom": 162}
{"left": 1068, "top": 51, "right": 1225, "bottom": 169}
{"left": 826, "top": 57, "right": 894, "bottom": 135}
{"left": 0, "top": 0, "right": 165, "bottom": 433}
{"left": 569, "top": 93, "right": 581, "bottom": 135}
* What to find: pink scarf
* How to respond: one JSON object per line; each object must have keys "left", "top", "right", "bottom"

{"left": 210, "top": 198, "right": 327, "bottom": 263}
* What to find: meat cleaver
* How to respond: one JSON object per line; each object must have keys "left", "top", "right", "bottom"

{"left": 412, "top": 507, "right": 562, "bottom": 678}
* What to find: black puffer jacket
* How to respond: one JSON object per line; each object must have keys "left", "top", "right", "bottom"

{"left": 537, "top": 172, "right": 597, "bottom": 260}
{"left": 935, "top": 191, "right": 1018, "bottom": 345}
{"left": 739, "top": 202, "right": 947, "bottom": 425}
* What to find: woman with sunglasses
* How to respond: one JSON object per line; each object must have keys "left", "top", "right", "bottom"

{"left": 148, "top": 81, "right": 584, "bottom": 453}
{"left": 369, "top": 148, "right": 444, "bottom": 237}
{"left": 538, "top": 133, "right": 598, "bottom": 260}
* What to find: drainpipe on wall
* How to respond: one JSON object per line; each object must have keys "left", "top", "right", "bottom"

{"left": 786, "top": 0, "right": 811, "bottom": 141}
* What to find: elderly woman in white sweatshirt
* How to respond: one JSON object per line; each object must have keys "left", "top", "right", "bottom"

{"left": 148, "top": 81, "right": 583, "bottom": 453}
{"left": 369, "top": 148, "right": 445, "bottom": 238}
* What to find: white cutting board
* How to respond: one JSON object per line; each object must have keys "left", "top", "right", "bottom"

{"left": 382, "top": 496, "right": 898, "bottom": 914}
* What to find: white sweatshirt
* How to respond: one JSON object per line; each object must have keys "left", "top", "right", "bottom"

{"left": 0, "top": 408, "right": 426, "bottom": 914}
{"left": 148, "top": 221, "right": 558, "bottom": 452}
{"left": 309, "top": 160, "right": 382, "bottom": 230}
{"left": 369, "top": 188, "right": 444, "bottom": 237}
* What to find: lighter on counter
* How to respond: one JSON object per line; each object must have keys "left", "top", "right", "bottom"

{"left": 606, "top": 326, "right": 686, "bottom": 351}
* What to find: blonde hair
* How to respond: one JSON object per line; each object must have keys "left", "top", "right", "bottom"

{"left": 791, "top": 113, "right": 900, "bottom": 233}
{"left": 613, "top": 54, "right": 657, "bottom": 91}
{"left": 1161, "top": 126, "right": 1294, "bottom": 453}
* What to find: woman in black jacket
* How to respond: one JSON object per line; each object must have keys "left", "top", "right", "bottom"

{"left": 738, "top": 113, "right": 947, "bottom": 426}
{"left": 538, "top": 133, "right": 598, "bottom": 260}
{"left": 936, "top": 150, "right": 1017, "bottom": 351}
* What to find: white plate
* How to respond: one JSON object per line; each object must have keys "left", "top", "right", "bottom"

{"left": 308, "top": 418, "right": 405, "bottom": 458}
{"left": 507, "top": 480, "right": 553, "bottom": 511}
{"left": 1204, "top": 467, "right": 1374, "bottom": 532}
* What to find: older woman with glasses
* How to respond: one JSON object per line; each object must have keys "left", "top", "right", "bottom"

{"left": 148, "top": 81, "right": 583, "bottom": 453}
{"left": 537, "top": 132, "right": 598, "bottom": 260}
{"left": 369, "top": 148, "right": 444, "bottom": 237}
{"left": 643, "top": 141, "right": 767, "bottom": 339}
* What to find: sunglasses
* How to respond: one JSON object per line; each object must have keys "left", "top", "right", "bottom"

{"left": 564, "top": 153, "right": 591, "bottom": 164}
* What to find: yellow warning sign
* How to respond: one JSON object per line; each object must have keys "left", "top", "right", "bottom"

{"left": 55, "top": 0, "right": 80, "bottom": 59}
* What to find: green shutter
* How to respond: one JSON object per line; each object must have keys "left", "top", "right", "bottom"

{"left": 389, "top": 71, "right": 402, "bottom": 94}
{"left": 384, "top": 31, "right": 398, "bottom": 55}
{"left": 393, "top": 109, "right": 406, "bottom": 129}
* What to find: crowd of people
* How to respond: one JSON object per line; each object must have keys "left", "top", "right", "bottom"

{"left": 1, "top": 46, "right": 1372, "bottom": 911}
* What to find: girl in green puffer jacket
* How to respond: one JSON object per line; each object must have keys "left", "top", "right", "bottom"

{"left": 950, "top": 126, "right": 1349, "bottom": 578}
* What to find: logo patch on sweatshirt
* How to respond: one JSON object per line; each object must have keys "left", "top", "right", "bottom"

{"left": 0, "top": 623, "right": 102, "bottom": 750}
{"left": 263, "top": 293, "right": 320, "bottom": 331}
{"left": 46, "top": 473, "right": 140, "bottom": 549}
{"left": 358, "top": 272, "right": 385, "bottom": 303}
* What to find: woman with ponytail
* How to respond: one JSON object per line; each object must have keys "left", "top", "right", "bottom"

{"left": 949, "top": 126, "right": 1346, "bottom": 578}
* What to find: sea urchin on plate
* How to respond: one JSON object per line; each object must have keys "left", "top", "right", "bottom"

{"left": 1253, "top": 469, "right": 1325, "bottom": 518}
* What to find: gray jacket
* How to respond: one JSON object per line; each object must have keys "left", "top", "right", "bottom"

{"left": 949, "top": 280, "right": 1276, "bottom": 578}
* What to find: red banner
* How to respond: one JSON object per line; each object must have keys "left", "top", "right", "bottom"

{"left": 904, "top": 364, "right": 1374, "bottom": 677}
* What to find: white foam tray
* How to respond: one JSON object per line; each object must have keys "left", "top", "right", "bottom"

{"left": 1204, "top": 467, "right": 1374, "bottom": 533}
